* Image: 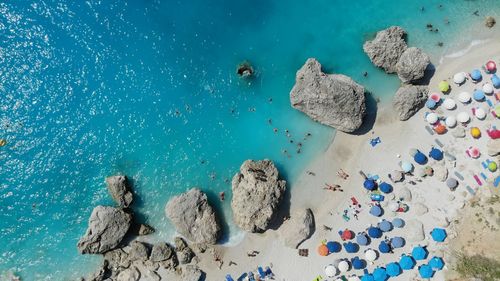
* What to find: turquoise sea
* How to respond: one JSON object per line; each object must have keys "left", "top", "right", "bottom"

{"left": 1, "top": 0, "right": 499, "bottom": 279}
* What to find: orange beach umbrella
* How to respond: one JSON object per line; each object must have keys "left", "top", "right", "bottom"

{"left": 318, "top": 244, "right": 329, "bottom": 256}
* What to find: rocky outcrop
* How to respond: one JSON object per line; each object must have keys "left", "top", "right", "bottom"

{"left": 180, "top": 265, "right": 205, "bottom": 281}
{"left": 392, "top": 85, "right": 428, "bottom": 121}
{"left": 396, "top": 47, "right": 431, "bottom": 83}
{"left": 487, "top": 139, "right": 500, "bottom": 156}
{"left": 128, "top": 241, "right": 150, "bottom": 262}
{"left": 231, "top": 159, "right": 287, "bottom": 232}
{"left": 137, "top": 223, "right": 155, "bottom": 236}
{"left": 150, "top": 243, "right": 175, "bottom": 262}
{"left": 116, "top": 267, "right": 140, "bottom": 281}
{"left": 165, "top": 188, "right": 221, "bottom": 245}
{"left": 406, "top": 219, "right": 425, "bottom": 242}
{"left": 175, "top": 237, "right": 195, "bottom": 264}
{"left": 77, "top": 206, "right": 132, "bottom": 254}
{"left": 363, "top": 26, "right": 408, "bottom": 73}
{"left": 106, "top": 175, "right": 133, "bottom": 208}
{"left": 289, "top": 58, "right": 366, "bottom": 133}
{"left": 280, "top": 208, "right": 315, "bottom": 248}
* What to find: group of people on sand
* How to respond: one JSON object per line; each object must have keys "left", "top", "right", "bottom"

{"left": 323, "top": 169, "right": 349, "bottom": 192}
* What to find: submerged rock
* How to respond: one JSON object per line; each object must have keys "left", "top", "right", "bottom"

{"left": 77, "top": 206, "right": 132, "bottom": 254}
{"left": 236, "top": 61, "right": 254, "bottom": 78}
{"left": 485, "top": 16, "right": 496, "bottom": 28}
{"left": 231, "top": 159, "right": 287, "bottom": 232}
{"left": 363, "top": 26, "right": 408, "bottom": 73}
{"left": 396, "top": 47, "right": 431, "bottom": 83}
{"left": 280, "top": 208, "right": 315, "bottom": 248}
{"left": 106, "top": 175, "right": 133, "bottom": 208}
{"left": 392, "top": 85, "right": 428, "bottom": 121}
{"left": 165, "top": 188, "right": 221, "bottom": 245}
{"left": 290, "top": 58, "right": 366, "bottom": 133}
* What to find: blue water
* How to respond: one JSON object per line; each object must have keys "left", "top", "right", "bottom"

{"left": 1, "top": 0, "right": 499, "bottom": 279}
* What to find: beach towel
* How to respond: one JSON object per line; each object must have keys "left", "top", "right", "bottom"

{"left": 425, "top": 125, "right": 435, "bottom": 135}
{"left": 454, "top": 171, "right": 464, "bottom": 181}
{"left": 434, "top": 139, "right": 444, "bottom": 148}
{"left": 370, "top": 137, "right": 381, "bottom": 147}
{"left": 258, "top": 267, "right": 266, "bottom": 279}
{"left": 466, "top": 186, "right": 476, "bottom": 195}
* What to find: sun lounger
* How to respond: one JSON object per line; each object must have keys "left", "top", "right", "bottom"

{"left": 343, "top": 214, "right": 350, "bottom": 222}
{"left": 480, "top": 172, "right": 487, "bottom": 180}
{"left": 486, "top": 99, "right": 493, "bottom": 107}
{"left": 445, "top": 152, "right": 456, "bottom": 161}
{"left": 351, "top": 197, "right": 359, "bottom": 205}
{"left": 466, "top": 185, "right": 476, "bottom": 195}
{"left": 248, "top": 272, "right": 256, "bottom": 281}
{"left": 237, "top": 273, "right": 247, "bottom": 281}
{"left": 425, "top": 125, "right": 435, "bottom": 135}
{"left": 265, "top": 266, "right": 274, "bottom": 278}
{"left": 454, "top": 171, "right": 464, "bottom": 181}
{"left": 258, "top": 267, "right": 266, "bottom": 279}
{"left": 226, "top": 274, "right": 235, "bottom": 281}
{"left": 434, "top": 139, "right": 444, "bottom": 148}
{"left": 481, "top": 161, "right": 488, "bottom": 169}
{"left": 494, "top": 176, "right": 500, "bottom": 187}
{"left": 473, "top": 175, "right": 482, "bottom": 186}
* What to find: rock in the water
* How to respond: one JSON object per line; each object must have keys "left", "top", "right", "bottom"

{"left": 236, "top": 61, "right": 254, "bottom": 78}
{"left": 485, "top": 16, "right": 496, "bottom": 28}
{"left": 180, "top": 265, "right": 205, "bottom": 281}
{"left": 280, "top": 208, "right": 315, "bottom": 249}
{"left": 165, "top": 188, "right": 221, "bottom": 245}
{"left": 392, "top": 85, "right": 428, "bottom": 121}
{"left": 452, "top": 127, "right": 466, "bottom": 138}
{"left": 175, "top": 237, "right": 195, "bottom": 264}
{"left": 406, "top": 219, "right": 425, "bottom": 242}
{"left": 231, "top": 159, "right": 287, "bottom": 232}
{"left": 116, "top": 266, "right": 140, "bottom": 281}
{"left": 434, "top": 165, "right": 448, "bottom": 182}
{"left": 150, "top": 243, "right": 174, "bottom": 262}
{"left": 363, "top": 26, "right": 408, "bottom": 73}
{"left": 137, "top": 223, "right": 155, "bottom": 236}
{"left": 396, "top": 186, "right": 412, "bottom": 202}
{"left": 106, "top": 175, "right": 133, "bottom": 208}
{"left": 487, "top": 139, "right": 500, "bottom": 156}
{"left": 128, "top": 241, "right": 150, "bottom": 262}
{"left": 412, "top": 203, "right": 429, "bottom": 215}
{"left": 396, "top": 47, "right": 431, "bottom": 83}
{"left": 77, "top": 206, "right": 132, "bottom": 254}
{"left": 289, "top": 58, "right": 366, "bottom": 133}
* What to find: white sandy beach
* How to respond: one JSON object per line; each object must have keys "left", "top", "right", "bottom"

{"left": 195, "top": 38, "right": 500, "bottom": 281}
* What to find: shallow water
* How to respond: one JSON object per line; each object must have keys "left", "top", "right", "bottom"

{"left": 0, "top": 0, "right": 499, "bottom": 279}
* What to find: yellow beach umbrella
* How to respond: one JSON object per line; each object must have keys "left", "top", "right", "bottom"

{"left": 488, "top": 161, "right": 497, "bottom": 172}
{"left": 495, "top": 104, "right": 500, "bottom": 117}
{"left": 438, "top": 81, "right": 450, "bottom": 92}
{"left": 470, "top": 127, "right": 481, "bottom": 138}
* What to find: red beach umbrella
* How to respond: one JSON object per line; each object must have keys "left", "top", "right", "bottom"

{"left": 434, "top": 124, "right": 447, "bottom": 135}
{"left": 341, "top": 229, "right": 353, "bottom": 240}
{"left": 486, "top": 60, "right": 496, "bottom": 72}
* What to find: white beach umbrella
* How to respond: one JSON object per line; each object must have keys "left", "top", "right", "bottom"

{"left": 458, "top": 92, "right": 471, "bottom": 103}
{"left": 324, "top": 264, "right": 337, "bottom": 277}
{"left": 453, "top": 72, "right": 466, "bottom": 84}
{"left": 445, "top": 116, "right": 457, "bottom": 128}
{"left": 365, "top": 249, "right": 377, "bottom": 261}
{"left": 389, "top": 202, "right": 400, "bottom": 212}
{"left": 338, "top": 260, "right": 350, "bottom": 273}
{"left": 426, "top": 113, "right": 438, "bottom": 124}
{"left": 456, "top": 112, "right": 470, "bottom": 123}
{"left": 475, "top": 107, "right": 486, "bottom": 120}
{"left": 483, "top": 83, "right": 494, "bottom": 94}
{"left": 442, "top": 98, "right": 456, "bottom": 110}
{"left": 348, "top": 276, "right": 361, "bottom": 281}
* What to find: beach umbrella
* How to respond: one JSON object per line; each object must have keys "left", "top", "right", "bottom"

{"left": 391, "top": 237, "right": 405, "bottom": 248}
{"left": 378, "top": 241, "right": 390, "bottom": 253}
{"left": 318, "top": 244, "right": 329, "bottom": 256}
{"left": 413, "top": 151, "right": 428, "bottom": 165}
{"left": 390, "top": 170, "right": 404, "bottom": 182}
{"left": 351, "top": 257, "right": 365, "bottom": 270}
{"left": 389, "top": 202, "right": 400, "bottom": 212}
{"left": 378, "top": 182, "right": 392, "bottom": 193}
{"left": 425, "top": 166, "right": 434, "bottom": 176}
{"left": 442, "top": 98, "right": 456, "bottom": 110}
{"left": 378, "top": 220, "right": 392, "bottom": 232}
{"left": 475, "top": 107, "right": 486, "bottom": 120}
{"left": 486, "top": 60, "right": 497, "bottom": 72}
{"left": 401, "top": 161, "right": 413, "bottom": 173}
{"left": 487, "top": 128, "right": 500, "bottom": 139}
{"left": 430, "top": 93, "right": 441, "bottom": 102}
{"left": 488, "top": 161, "right": 497, "bottom": 172}
{"left": 430, "top": 256, "right": 445, "bottom": 270}
{"left": 348, "top": 276, "right": 361, "bottom": 281}
{"left": 470, "top": 147, "right": 481, "bottom": 159}
{"left": 483, "top": 83, "right": 494, "bottom": 94}
{"left": 365, "top": 249, "right": 378, "bottom": 261}
{"left": 446, "top": 178, "right": 458, "bottom": 190}
{"left": 456, "top": 112, "right": 470, "bottom": 123}
{"left": 471, "top": 127, "right": 481, "bottom": 138}
{"left": 426, "top": 113, "right": 438, "bottom": 124}
{"left": 412, "top": 246, "right": 428, "bottom": 260}
{"left": 419, "top": 264, "right": 434, "bottom": 279}
{"left": 356, "top": 233, "right": 369, "bottom": 246}
{"left": 453, "top": 72, "right": 466, "bottom": 84}
{"left": 373, "top": 267, "right": 388, "bottom": 281}
{"left": 458, "top": 92, "right": 471, "bottom": 103}
{"left": 338, "top": 260, "right": 350, "bottom": 273}
{"left": 445, "top": 116, "right": 457, "bottom": 128}
{"left": 425, "top": 99, "right": 437, "bottom": 109}
{"left": 492, "top": 74, "right": 500, "bottom": 88}
{"left": 471, "top": 69, "right": 482, "bottom": 81}
{"left": 438, "top": 80, "right": 450, "bottom": 92}
{"left": 496, "top": 104, "right": 500, "bottom": 116}
{"left": 392, "top": 218, "right": 405, "bottom": 228}
{"left": 363, "top": 179, "right": 376, "bottom": 191}
{"left": 327, "top": 241, "right": 342, "bottom": 253}
{"left": 400, "top": 255, "right": 416, "bottom": 270}
{"left": 344, "top": 242, "right": 359, "bottom": 253}
{"left": 473, "top": 89, "right": 485, "bottom": 101}
{"left": 431, "top": 228, "right": 447, "bottom": 242}
{"left": 361, "top": 274, "right": 375, "bottom": 281}
{"left": 386, "top": 262, "right": 402, "bottom": 277}
{"left": 325, "top": 264, "right": 337, "bottom": 277}
{"left": 342, "top": 229, "right": 354, "bottom": 240}
{"left": 434, "top": 124, "right": 447, "bottom": 135}
{"left": 370, "top": 205, "right": 383, "bottom": 217}
{"left": 429, "top": 147, "right": 443, "bottom": 160}
{"left": 367, "top": 227, "right": 382, "bottom": 238}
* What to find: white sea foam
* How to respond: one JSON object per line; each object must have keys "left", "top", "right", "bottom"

{"left": 222, "top": 229, "right": 246, "bottom": 247}
{"left": 439, "top": 39, "right": 491, "bottom": 64}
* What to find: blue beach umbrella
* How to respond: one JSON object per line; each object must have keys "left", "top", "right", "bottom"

{"left": 412, "top": 246, "right": 428, "bottom": 260}
{"left": 431, "top": 228, "right": 447, "bottom": 242}
{"left": 471, "top": 69, "right": 482, "bottom": 81}
{"left": 361, "top": 274, "right": 375, "bottom": 281}
{"left": 473, "top": 89, "right": 485, "bottom": 101}
{"left": 425, "top": 99, "right": 437, "bottom": 109}
{"left": 351, "top": 257, "right": 365, "bottom": 270}
{"left": 364, "top": 179, "right": 376, "bottom": 191}
{"left": 492, "top": 74, "right": 500, "bottom": 88}
{"left": 378, "top": 241, "right": 391, "bottom": 253}
{"left": 392, "top": 218, "right": 405, "bottom": 228}
{"left": 386, "top": 262, "right": 402, "bottom": 277}
{"left": 414, "top": 151, "right": 428, "bottom": 165}
{"left": 368, "top": 227, "right": 382, "bottom": 238}
{"left": 419, "top": 264, "right": 435, "bottom": 279}
{"left": 378, "top": 182, "right": 392, "bottom": 193}
{"left": 429, "top": 256, "right": 445, "bottom": 270}
{"left": 344, "top": 242, "right": 359, "bottom": 253}
{"left": 370, "top": 205, "right": 383, "bottom": 217}
{"left": 326, "top": 241, "right": 341, "bottom": 253}
{"left": 390, "top": 236, "right": 405, "bottom": 248}
{"left": 378, "top": 220, "right": 392, "bottom": 232}
{"left": 373, "top": 267, "right": 388, "bottom": 281}
{"left": 400, "top": 255, "right": 416, "bottom": 270}
{"left": 356, "top": 233, "right": 369, "bottom": 246}
{"left": 401, "top": 161, "right": 413, "bottom": 173}
{"left": 429, "top": 147, "right": 443, "bottom": 160}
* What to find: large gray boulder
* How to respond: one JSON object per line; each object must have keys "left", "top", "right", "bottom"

{"left": 392, "top": 85, "right": 428, "bottom": 121}
{"left": 231, "top": 159, "right": 287, "bottom": 232}
{"left": 280, "top": 208, "right": 315, "bottom": 248}
{"left": 106, "top": 175, "right": 133, "bottom": 208}
{"left": 180, "top": 265, "right": 204, "bottom": 281}
{"left": 77, "top": 206, "right": 132, "bottom": 254}
{"left": 396, "top": 47, "right": 431, "bottom": 83}
{"left": 165, "top": 188, "right": 221, "bottom": 245}
{"left": 290, "top": 58, "right": 366, "bottom": 133}
{"left": 150, "top": 243, "right": 174, "bottom": 262}
{"left": 363, "top": 26, "right": 408, "bottom": 73}
{"left": 116, "top": 266, "right": 140, "bottom": 281}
